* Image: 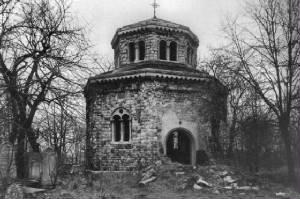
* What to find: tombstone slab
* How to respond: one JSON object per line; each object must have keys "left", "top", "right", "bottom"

{"left": 26, "top": 152, "right": 42, "bottom": 181}
{"left": 4, "top": 183, "right": 24, "bottom": 199}
{"left": 41, "top": 148, "right": 57, "bottom": 187}
{"left": 0, "top": 142, "right": 16, "bottom": 183}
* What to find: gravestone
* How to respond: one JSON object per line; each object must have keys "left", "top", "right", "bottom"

{"left": 4, "top": 183, "right": 24, "bottom": 199}
{"left": 0, "top": 142, "right": 16, "bottom": 184}
{"left": 41, "top": 147, "right": 57, "bottom": 187}
{"left": 27, "top": 152, "right": 42, "bottom": 181}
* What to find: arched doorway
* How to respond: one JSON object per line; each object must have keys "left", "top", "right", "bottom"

{"left": 166, "top": 128, "right": 195, "bottom": 165}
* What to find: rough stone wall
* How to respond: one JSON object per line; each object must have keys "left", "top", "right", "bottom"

{"left": 115, "top": 32, "right": 197, "bottom": 68}
{"left": 86, "top": 78, "right": 224, "bottom": 171}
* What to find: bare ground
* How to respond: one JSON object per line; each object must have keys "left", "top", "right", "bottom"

{"left": 32, "top": 162, "right": 299, "bottom": 199}
{"left": 1, "top": 161, "right": 299, "bottom": 199}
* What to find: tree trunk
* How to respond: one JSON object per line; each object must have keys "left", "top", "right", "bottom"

{"left": 14, "top": 122, "right": 40, "bottom": 179}
{"left": 279, "top": 118, "right": 295, "bottom": 181}
{"left": 15, "top": 129, "right": 26, "bottom": 179}
{"left": 26, "top": 128, "right": 40, "bottom": 152}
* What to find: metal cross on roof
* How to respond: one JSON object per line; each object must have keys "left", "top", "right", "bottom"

{"left": 151, "top": 0, "right": 159, "bottom": 18}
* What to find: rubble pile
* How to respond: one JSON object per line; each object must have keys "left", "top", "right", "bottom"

{"left": 138, "top": 157, "right": 264, "bottom": 193}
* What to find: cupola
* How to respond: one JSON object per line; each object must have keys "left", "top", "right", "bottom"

{"left": 111, "top": 17, "right": 199, "bottom": 68}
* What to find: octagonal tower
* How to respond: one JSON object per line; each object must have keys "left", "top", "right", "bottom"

{"left": 85, "top": 17, "right": 227, "bottom": 171}
{"left": 111, "top": 17, "right": 199, "bottom": 68}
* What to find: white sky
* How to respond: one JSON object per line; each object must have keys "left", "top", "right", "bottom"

{"left": 71, "top": 0, "right": 244, "bottom": 60}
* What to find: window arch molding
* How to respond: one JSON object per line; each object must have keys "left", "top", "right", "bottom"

{"left": 111, "top": 107, "right": 132, "bottom": 143}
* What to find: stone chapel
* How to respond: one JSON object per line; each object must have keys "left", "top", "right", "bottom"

{"left": 84, "top": 16, "right": 227, "bottom": 171}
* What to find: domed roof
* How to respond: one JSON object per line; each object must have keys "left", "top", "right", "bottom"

{"left": 111, "top": 17, "right": 199, "bottom": 47}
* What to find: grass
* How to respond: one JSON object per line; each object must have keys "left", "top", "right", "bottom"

{"left": 257, "top": 166, "right": 300, "bottom": 192}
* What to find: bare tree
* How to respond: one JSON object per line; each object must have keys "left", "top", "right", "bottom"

{"left": 36, "top": 96, "right": 86, "bottom": 164}
{"left": 222, "top": 0, "right": 299, "bottom": 180}
{"left": 202, "top": 52, "right": 251, "bottom": 157}
{"left": 241, "top": 111, "right": 273, "bottom": 172}
{"left": 0, "top": 0, "right": 90, "bottom": 178}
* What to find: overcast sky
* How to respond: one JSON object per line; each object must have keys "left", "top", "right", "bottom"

{"left": 71, "top": 0, "right": 244, "bottom": 60}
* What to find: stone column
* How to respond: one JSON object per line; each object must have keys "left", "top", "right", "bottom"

{"left": 135, "top": 43, "right": 139, "bottom": 62}
{"left": 166, "top": 41, "right": 170, "bottom": 61}
{"left": 120, "top": 120, "right": 125, "bottom": 142}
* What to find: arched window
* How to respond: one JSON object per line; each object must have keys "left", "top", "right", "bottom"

{"left": 170, "top": 41, "right": 177, "bottom": 61}
{"left": 138, "top": 41, "right": 145, "bottom": 60}
{"left": 123, "top": 114, "right": 130, "bottom": 141}
{"left": 111, "top": 108, "right": 131, "bottom": 143}
{"left": 113, "top": 115, "right": 121, "bottom": 142}
{"left": 129, "top": 42, "right": 135, "bottom": 62}
{"left": 159, "top": 40, "right": 167, "bottom": 60}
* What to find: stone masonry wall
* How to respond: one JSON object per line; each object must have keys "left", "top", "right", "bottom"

{"left": 115, "top": 32, "right": 197, "bottom": 68}
{"left": 87, "top": 78, "right": 220, "bottom": 171}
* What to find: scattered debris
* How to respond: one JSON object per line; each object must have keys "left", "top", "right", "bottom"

{"left": 212, "top": 189, "right": 220, "bottom": 194}
{"left": 196, "top": 176, "right": 212, "bottom": 187}
{"left": 175, "top": 171, "right": 185, "bottom": 176}
{"left": 275, "top": 192, "right": 289, "bottom": 198}
{"left": 223, "top": 186, "right": 233, "bottom": 190}
{"left": 155, "top": 160, "right": 162, "bottom": 166}
{"left": 223, "top": 175, "right": 237, "bottom": 183}
{"left": 237, "top": 186, "right": 259, "bottom": 191}
{"left": 219, "top": 171, "right": 229, "bottom": 177}
{"left": 22, "top": 187, "right": 46, "bottom": 194}
{"left": 193, "top": 184, "right": 203, "bottom": 190}
{"left": 138, "top": 164, "right": 159, "bottom": 185}
{"left": 139, "top": 176, "right": 157, "bottom": 185}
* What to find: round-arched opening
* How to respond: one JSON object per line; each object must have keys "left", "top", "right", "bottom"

{"left": 166, "top": 128, "right": 195, "bottom": 165}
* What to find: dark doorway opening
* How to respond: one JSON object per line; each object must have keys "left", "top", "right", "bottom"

{"left": 166, "top": 129, "right": 192, "bottom": 164}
